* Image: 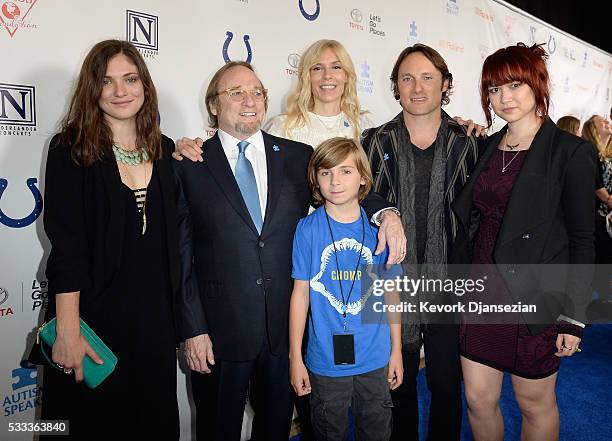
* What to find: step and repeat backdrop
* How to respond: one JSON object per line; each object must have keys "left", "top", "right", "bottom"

{"left": 1, "top": 0, "right": 610, "bottom": 439}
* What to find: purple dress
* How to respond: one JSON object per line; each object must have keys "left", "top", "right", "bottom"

{"left": 459, "top": 149, "right": 561, "bottom": 379}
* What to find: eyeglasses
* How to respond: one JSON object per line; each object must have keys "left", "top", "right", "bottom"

{"left": 216, "top": 87, "right": 268, "bottom": 102}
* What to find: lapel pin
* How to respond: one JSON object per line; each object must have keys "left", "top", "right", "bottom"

{"left": 273, "top": 145, "right": 280, "bottom": 152}
{"left": 383, "top": 153, "right": 389, "bottom": 161}
{"left": 343, "top": 121, "right": 350, "bottom": 128}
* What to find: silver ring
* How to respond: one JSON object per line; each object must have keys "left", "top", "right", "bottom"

{"left": 56, "top": 363, "right": 64, "bottom": 369}
{"left": 63, "top": 368, "right": 73, "bottom": 375}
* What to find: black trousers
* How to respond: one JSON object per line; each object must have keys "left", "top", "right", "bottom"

{"left": 595, "top": 215, "right": 612, "bottom": 296}
{"left": 390, "top": 324, "right": 462, "bottom": 441}
{"left": 191, "top": 342, "right": 292, "bottom": 441}
{"left": 309, "top": 367, "right": 393, "bottom": 441}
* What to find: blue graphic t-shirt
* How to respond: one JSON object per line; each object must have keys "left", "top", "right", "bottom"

{"left": 292, "top": 206, "right": 397, "bottom": 377}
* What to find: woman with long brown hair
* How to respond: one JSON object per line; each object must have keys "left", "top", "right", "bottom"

{"left": 37, "top": 40, "right": 180, "bottom": 440}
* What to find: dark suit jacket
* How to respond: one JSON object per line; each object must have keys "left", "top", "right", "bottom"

{"left": 174, "top": 131, "right": 312, "bottom": 361}
{"left": 174, "top": 131, "right": 392, "bottom": 361}
{"left": 452, "top": 117, "right": 598, "bottom": 334}
{"left": 43, "top": 134, "right": 180, "bottom": 326}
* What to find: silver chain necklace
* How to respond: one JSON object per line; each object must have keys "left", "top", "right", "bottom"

{"left": 501, "top": 148, "right": 521, "bottom": 174}
{"left": 312, "top": 112, "right": 343, "bottom": 133}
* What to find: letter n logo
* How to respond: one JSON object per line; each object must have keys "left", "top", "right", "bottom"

{"left": 126, "top": 10, "right": 158, "bottom": 51}
{"left": 0, "top": 83, "right": 36, "bottom": 126}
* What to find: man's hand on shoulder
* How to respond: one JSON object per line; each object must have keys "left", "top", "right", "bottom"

{"left": 184, "top": 333, "right": 215, "bottom": 373}
{"left": 173, "top": 137, "right": 204, "bottom": 162}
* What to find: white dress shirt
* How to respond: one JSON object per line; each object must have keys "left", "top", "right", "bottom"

{"left": 217, "top": 129, "right": 268, "bottom": 220}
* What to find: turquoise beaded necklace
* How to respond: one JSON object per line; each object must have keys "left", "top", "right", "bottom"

{"left": 112, "top": 143, "right": 149, "bottom": 166}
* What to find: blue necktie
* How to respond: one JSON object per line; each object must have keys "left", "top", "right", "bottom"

{"left": 235, "top": 141, "right": 263, "bottom": 233}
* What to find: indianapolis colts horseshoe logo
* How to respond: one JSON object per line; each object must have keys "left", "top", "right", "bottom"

{"left": 0, "top": 178, "right": 43, "bottom": 228}
{"left": 222, "top": 31, "right": 252, "bottom": 64}
{"left": 299, "top": 0, "right": 320, "bottom": 21}
{"left": 548, "top": 35, "right": 556, "bottom": 54}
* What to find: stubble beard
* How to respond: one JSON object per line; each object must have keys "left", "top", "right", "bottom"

{"left": 235, "top": 121, "right": 262, "bottom": 137}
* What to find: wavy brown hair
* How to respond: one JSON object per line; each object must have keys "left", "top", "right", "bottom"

{"left": 61, "top": 40, "right": 161, "bottom": 166}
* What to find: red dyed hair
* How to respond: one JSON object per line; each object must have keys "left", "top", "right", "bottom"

{"left": 480, "top": 43, "right": 550, "bottom": 127}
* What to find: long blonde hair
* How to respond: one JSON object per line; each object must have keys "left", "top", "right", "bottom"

{"left": 284, "top": 39, "right": 362, "bottom": 140}
{"left": 582, "top": 115, "right": 612, "bottom": 159}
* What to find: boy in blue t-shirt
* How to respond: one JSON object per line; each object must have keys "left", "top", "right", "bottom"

{"left": 289, "top": 137, "right": 403, "bottom": 440}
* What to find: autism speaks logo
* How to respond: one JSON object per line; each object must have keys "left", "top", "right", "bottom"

{"left": 407, "top": 20, "right": 419, "bottom": 45}
{"left": 0, "top": 0, "right": 39, "bottom": 38}
{"left": 446, "top": 0, "right": 459, "bottom": 16}
{"left": 3, "top": 360, "right": 41, "bottom": 416}
{"left": 358, "top": 61, "right": 373, "bottom": 95}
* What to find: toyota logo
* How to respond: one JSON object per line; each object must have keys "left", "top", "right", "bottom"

{"left": 287, "top": 53, "right": 300, "bottom": 69}
{"left": 350, "top": 9, "right": 363, "bottom": 23}
{"left": 0, "top": 287, "right": 8, "bottom": 306}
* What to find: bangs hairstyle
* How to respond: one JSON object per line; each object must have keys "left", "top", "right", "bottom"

{"left": 284, "top": 39, "right": 362, "bottom": 140}
{"left": 480, "top": 43, "right": 550, "bottom": 127}
{"left": 307, "top": 137, "right": 373, "bottom": 206}
{"left": 204, "top": 61, "right": 268, "bottom": 128}
{"left": 62, "top": 39, "right": 161, "bottom": 166}
{"left": 556, "top": 115, "right": 580, "bottom": 136}
{"left": 390, "top": 44, "right": 453, "bottom": 105}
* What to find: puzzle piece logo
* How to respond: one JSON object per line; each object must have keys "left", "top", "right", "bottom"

{"left": 12, "top": 360, "right": 37, "bottom": 390}
{"left": 407, "top": 20, "right": 419, "bottom": 45}
{"left": 360, "top": 61, "right": 370, "bottom": 78}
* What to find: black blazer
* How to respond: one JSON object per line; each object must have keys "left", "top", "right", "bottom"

{"left": 451, "top": 118, "right": 598, "bottom": 333}
{"left": 174, "top": 131, "right": 392, "bottom": 361}
{"left": 43, "top": 134, "right": 180, "bottom": 325}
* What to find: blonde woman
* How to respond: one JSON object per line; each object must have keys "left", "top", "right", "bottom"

{"left": 264, "top": 39, "right": 373, "bottom": 146}
{"left": 583, "top": 115, "right": 612, "bottom": 299}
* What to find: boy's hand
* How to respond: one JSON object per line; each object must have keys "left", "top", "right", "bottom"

{"left": 387, "top": 350, "right": 404, "bottom": 390}
{"left": 290, "top": 358, "right": 312, "bottom": 396}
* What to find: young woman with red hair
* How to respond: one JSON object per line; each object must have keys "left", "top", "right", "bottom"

{"left": 452, "top": 43, "right": 598, "bottom": 440}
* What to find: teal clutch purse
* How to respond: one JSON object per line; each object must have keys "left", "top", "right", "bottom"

{"left": 37, "top": 318, "right": 118, "bottom": 389}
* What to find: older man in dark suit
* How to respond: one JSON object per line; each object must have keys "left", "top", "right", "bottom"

{"left": 174, "top": 61, "right": 404, "bottom": 441}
